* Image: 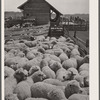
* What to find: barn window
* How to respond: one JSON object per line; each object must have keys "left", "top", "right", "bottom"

{"left": 26, "top": 13, "right": 30, "bottom": 17}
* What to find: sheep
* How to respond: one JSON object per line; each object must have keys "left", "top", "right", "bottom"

{"left": 68, "top": 94, "right": 89, "bottom": 100}
{"left": 26, "top": 51, "right": 35, "bottom": 60}
{"left": 41, "top": 44, "right": 49, "bottom": 50}
{"left": 5, "top": 56, "right": 20, "bottom": 68}
{"left": 80, "top": 55, "right": 89, "bottom": 65}
{"left": 29, "top": 65, "right": 40, "bottom": 76}
{"left": 62, "top": 58, "right": 77, "bottom": 70}
{"left": 53, "top": 48, "right": 63, "bottom": 57}
{"left": 65, "top": 80, "right": 82, "bottom": 98}
{"left": 14, "top": 68, "right": 28, "bottom": 83}
{"left": 16, "top": 51, "right": 25, "bottom": 58}
{"left": 48, "top": 59, "right": 56, "bottom": 66}
{"left": 7, "top": 49, "right": 20, "bottom": 55}
{"left": 50, "top": 37, "right": 57, "bottom": 41}
{"left": 30, "top": 36, "right": 35, "bottom": 41}
{"left": 30, "top": 71, "right": 46, "bottom": 83}
{"left": 67, "top": 45, "right": 74, "bottom": 51}
{"left": 79, "top": 70, "right": 89, "bottom": 78}
{"left": 45, "top": 49, "right": 55, "bottom": 55}
{"left": 4, "top": 44, "right": 16, "bottom": 52}
{"left": 38, "top": 46, "right": 46, "bottom": 54}
{"left": 66, "top": 42, "right": 75, "bottom": 47}
{"left": 40, "top": 59, "right": 48, "bottom": 69}
{"left": 43, "top": 78, "right": 63, "bottom": 86}
{"left": 31, "top": 82, "right": 65, "bottom": 99}
{"left": 57, "top": 36, "right": 67, "bottom": 42}
{"left": 63, "top": 48, "right": 71, "bottom": 58}
{"left": 16, "top": 57, "right": 29, "bottom": 69}
{"left": 5, "top": 52, "right": 15, "bottom": 59}
{"left": 67, "top": 67, "right": 79, "bottom": 76}
{"left": 5, "top": 76, "right": 17, "bottom": 99}
{"left": 36, "top": 36, "right": 45, "bottom": 42}
{"left": 70, "top": 48, "right": 80, "bottom": 57}
{"left": 5, "top": 66, "right": 15, "bottom": 78}
{"left": 5, "top": 56, "right": 28, "bottom": 70}
{"left": 82, "top": 87, "right": 89, "bottom": 95}
{"left": 13, "top": 77, "right": 33, "bottom": 100}
{"left": 42, "top": 66, "right": 56, "bottom": 79}
{"left": 56, "top": 68, "right": 72, "bottom": 82}
{"left": 24, "top": 57, "right": 42, "bottom": 71}
{"left": 49, "top": 61, "right": 62, "bottom": 73}
{"left": 24, "top": 41, "right": 37, "bottom": 47}
{"left": 45, "top": 36, "right": 50, "bottom": 42}
{"left": 28, "top": 49, "right": 38, "bottom": 56}
{"left": 74, "top": 74, "right": 84, "bottom": 87}
{"left": 25, "top": 98, "right": 48, "bottom": 100}
{"left": 31, "top": 82, "right": 53, "bottom": 98}
{"left": 4, "top": 36, "right": 90, "bottom": 99}
{"left": 79, "top": 63, "right": 89, "bottom": 72}
{"left": 47, "top": 88, "right": 67, "bottom": 100}
{"left": 15, "top": 43, "right": 28, "bottom": 52}
{"left": 49, "top": 54, "right": 61, "bottom": 63}
{"left": 5, "top": 94, "right": 19, "bottom": 100}
{"left": 59, "top": 52, "right": 69, "bottom": 63}
{"left": 84, "top": 76, "right": 89, "bottom": 87}
{"left": 70, "top": 55, "right": 84, "bottom": 68}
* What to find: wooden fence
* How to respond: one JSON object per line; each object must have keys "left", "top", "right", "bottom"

{"left": 63, "top": 26, "right": 89, "bottom": 56}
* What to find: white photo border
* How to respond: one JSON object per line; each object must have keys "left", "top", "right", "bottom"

{"left": 1, "top": 0, "right": 99, "bottom": 100}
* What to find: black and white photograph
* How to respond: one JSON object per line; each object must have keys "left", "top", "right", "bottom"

{"left": 3, "top": 0, "right": 98, "bottom": 100}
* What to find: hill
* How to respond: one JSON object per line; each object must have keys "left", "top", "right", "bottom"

{"left": 5, "top": 11, "right": 23, "bottom": 19}
{"left": 64, "top": 14, "right": 89, "bottom": 21}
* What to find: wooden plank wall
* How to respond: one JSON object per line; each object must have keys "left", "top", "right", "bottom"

{"left": 23, "top": 0, "right": 50, "bottom": 25}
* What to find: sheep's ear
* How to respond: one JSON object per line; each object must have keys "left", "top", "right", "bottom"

{"left": 47, "top": 91, "right": 51, "bottom": 97}
{"left": 69, "top": 71, "right": 76, "bottom": 76}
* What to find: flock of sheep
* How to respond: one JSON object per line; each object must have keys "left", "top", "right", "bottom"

{"left": 5, "top": 35, "right": 89, "bottom": 100}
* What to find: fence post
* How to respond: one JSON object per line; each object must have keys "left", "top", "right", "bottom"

{"left": 67, "top": 20, "right": 69, "bottom": 36}
{"left": 74, "top": 30, "right": 77, "bottom": 38}
{"left": 86, "top": 39, "right": 89, "bottom": 47}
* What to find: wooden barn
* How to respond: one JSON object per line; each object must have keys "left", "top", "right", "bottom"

{"left": 18, "top": 0, "right": 62, "bottom": 25}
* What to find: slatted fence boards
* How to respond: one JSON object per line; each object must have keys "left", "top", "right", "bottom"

{"left": 64, "top": 27, "right": 89, "bottom": 56}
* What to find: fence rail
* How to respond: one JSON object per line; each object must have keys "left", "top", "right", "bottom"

{"left": 63, "top": 24, "right": 88, "bottom": 31}
{"left": 63, "top": 27, "right": 89, "bottom": 56}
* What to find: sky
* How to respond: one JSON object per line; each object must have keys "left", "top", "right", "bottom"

{"left": 4, "top": 0, "right": 89, "bottom": 14}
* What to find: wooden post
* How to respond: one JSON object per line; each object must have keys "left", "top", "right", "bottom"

{"left": 67, "top": 19, "right": 69, "bottom": 36}
{"left": 86, "top": 39, "right": 89, "bottom": 47}
{"left": 85, "top": 22, "right": 87, "bottom": 31}
{"left": 74, "top": 30, "right": 76, "bottom": 38}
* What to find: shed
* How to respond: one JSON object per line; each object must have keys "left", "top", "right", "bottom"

{"left": 18, "top": 0, "right": 62, "bottom": 25}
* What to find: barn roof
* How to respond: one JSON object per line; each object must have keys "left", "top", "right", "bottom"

{"left": 18, "top": 0, "right": 63, "bottom": 15}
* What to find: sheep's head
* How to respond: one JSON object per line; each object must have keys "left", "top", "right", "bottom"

{"left": 63, "top": 71, "right": 75, "bottom": 81}
{"left": 10, "top": 63, "right": 19, "bottom": 71}
{"left": 74, "top": 75, "right": 84, "bottom": 87}
{"left": 29, "top": 65, "right": 40, "bottom": 76}
{"left": 5, "top": 94, "right": 19, "bottom": 100}
{"left": 65, "top": 80, "right": 82, "bottom": 98}
{"left": 84, "top": 76, "right": 89, "bottom": 87}
{"left": 14, "top": 68, "right": 28, "bottom": 83}
{"left": 31, "top": 71, "right": 46, "bottom": 83}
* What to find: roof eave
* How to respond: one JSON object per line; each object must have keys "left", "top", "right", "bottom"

{"left": 18, "top": 0, "right": 63, "bottom": 15}
{"left": 18, "top": 0, "right": 29, "bottom": 10}
{"left": 45, "top": 0, "right": 63, "bottom": 15}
